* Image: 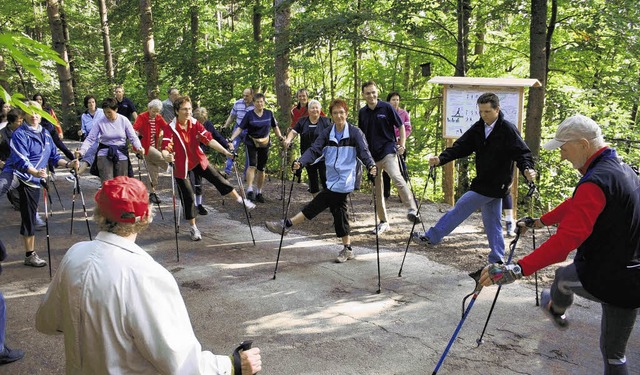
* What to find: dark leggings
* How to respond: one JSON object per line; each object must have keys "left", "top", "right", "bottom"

{"left": 306, "top": 163, "right": 327, "bottom": 194}
{"left": 18, "top": 181, "right": 40, "bottom": 236}
{"left": 175, "top": 164, "right": 234, "bottom": 220}
{"left": 301, "top": 190, "right": 349, "bottom": 237}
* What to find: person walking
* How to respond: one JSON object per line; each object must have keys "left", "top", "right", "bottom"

{"left": 133, "top": 99, "right": 169, "bottom": 203}
{"left": 222, "top": 88, "right": 254, "bottom": 178}
{"left": 265, "top": 98, "right": 377, "bottom": 263}
{"left": 228, "top": 93, "right": 284, "bottom": 203}
{"left": 358, "top": 81, "right": 420, "bottom": 234}
{"left": 480, "top": 114, "right": 639, "bottom": 375}
{"left": 283, "top": 99, "right": 331, "bottom": 196}
{"left": 162, "top": 96, "right": 255, "bottom": 241}
{"left": 382, "top": 92, "right": 411, "bottom": 199}
{"left": 412, "top": 92, "right": 536, "bottom": 264}
{"left": 114, "top": 85, "right": 138, "bottom": 121}
{"left": 36, "top": 176, "right": 262, "bottom": 374}
{"left": 161, "top": 87, "right": 180, "bottom": 123}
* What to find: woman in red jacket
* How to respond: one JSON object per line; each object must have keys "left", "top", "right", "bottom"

{"left": 133, "top": 99, "right": 169, "bottom": 203}
{"left": 161, "top": 96, "right": 255, "bottom": 241}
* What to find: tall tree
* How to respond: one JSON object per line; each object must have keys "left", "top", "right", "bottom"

{"left": 454, "top": 0, "right": 471, "bottom": 199}
{"left": 140, "top": 0, "right": 158, "bottom": 101}
{"left": 97, "top": 0, "right": 114, "bottom": 84}
{"left": 274, "top": 0, "right": 291, "bottom": 126}
{"left": 46, "top": 0, "right": 75, "bottom": 129}
{"left": 525, "top": 0, "right": 555, "bottom": 159}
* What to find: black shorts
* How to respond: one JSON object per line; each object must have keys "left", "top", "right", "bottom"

{"left": 301, "top": 190, "right": 350, "bottom": 238}
{"left": 245, "top": 142, "right": 269, "bottom": 171}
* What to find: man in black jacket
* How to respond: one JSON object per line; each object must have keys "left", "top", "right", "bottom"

{"left": 412, "top": 93, "right": 536, "bottom": 264}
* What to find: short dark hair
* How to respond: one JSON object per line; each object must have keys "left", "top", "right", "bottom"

{"left": 32, "top": 93, "right": 45, "bottom": 105}
{"left": 296, "top": 88, "right": 308, "bottom": 96}
{"left": 254, "top": 93, "right": 266, "bottom": 101}
{"left": 173, "top": 95, "right": 192, "bottom": 115}
{"left": 329, "top": 98, "right": 348, "bottom": 114}
{"left": 101, "top": 97, "right": 118, "bottom": 110}
{"left": 477, "top": 93, "right": 500, "bottom": 109}
{"left": 386, "top": 92, "right": 401, "bottom": 102}
{"left": 7, "top": 108, "right": 24, "bottom": 124}
{"left": 361, "top": 80, "right": 377, "bottom": 92}
{"left": 84, "top": 95, "right": 96, "bottom": 108}
{"left": 167, "top": 87, "right": 178, "bottom": 96}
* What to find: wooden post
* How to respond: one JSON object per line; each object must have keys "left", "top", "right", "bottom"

{"left": 443, "top": 138, "right": 455, "bottom": 205}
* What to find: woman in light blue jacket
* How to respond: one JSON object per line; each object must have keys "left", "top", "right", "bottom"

{"left": 265, "top": 98, "right": 376, "bottom": 263}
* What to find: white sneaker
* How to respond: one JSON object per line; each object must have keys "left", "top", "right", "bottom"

{"left": 372, "top": 222, "right": 390, "bottom": 235}
{"left": 35, "top": 213, "right": 46, "bottom": 230}
{"left": 190, "top": 227, "right": 202, "bottom": 241}
{"left": 24, "top": 252, "right": 47, "bottom": 267}
{"left": 240, "top": 199, "right": 256, "bottom": 210}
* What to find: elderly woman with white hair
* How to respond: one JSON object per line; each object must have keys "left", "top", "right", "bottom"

{"left": 283, "top": 99, "right": 331, "bottom": 195}
{"left": 133, "top": 99, "right": 169, "bottom": 203}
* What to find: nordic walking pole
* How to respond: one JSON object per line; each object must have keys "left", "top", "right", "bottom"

{"left": 432, "top": 268, "right": 484, "bottom": 375}
{"left": 525, "top": 181, "right": 540, "bottom": 306}
{"left": 169, "top": 162, "right": 180, "bottom": 262}
{"left": 140, "top": 154, "right": 164, "bottom": 220}
{"left": 398, "top": 166, "right": 435, "bottom": 277}
{"left": 41, "top": 177, "right": 53, "bottom": 279}
{"left": 69, "top": 170, "right": 77, "bottom": 234}
{"left": 476, "top": 221, "right": 530, "bottom": 345}
{"left": 49, "top": 173, "right": 65, "bottom": 211}
{"left": 232, "top": 153, "right": 255, "bottom": 246}
{"left": 273, "top": 167, "right": 299, "bottom": 280}
{"left": 399, "top": 153, "right": 425, "bottom": 232}
{"left": 370, "top": 170, "right": 381, "bottom": 294}
{"left": 74, "top": 167, "right": 92, "bottom": 240}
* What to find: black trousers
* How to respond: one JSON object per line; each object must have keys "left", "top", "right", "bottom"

{"left": 18, "top": 181, "right": 40, "bottom": 236}
{"left": 175, "top": 164, "right": 234, "bottom": 220}
{"left": 301, "top": 190, "right": 350, "bottom": 238}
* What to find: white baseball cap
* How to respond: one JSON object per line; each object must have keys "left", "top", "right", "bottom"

{"left": 543, "top": 114, "right": 602, "bottom": 150}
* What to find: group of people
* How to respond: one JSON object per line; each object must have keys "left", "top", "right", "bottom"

{"left": 0, "top": 81, "right": 637, "bottom": 374}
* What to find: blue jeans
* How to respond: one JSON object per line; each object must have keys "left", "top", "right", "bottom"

{"left": 224, "top": 125, "right": 249, "bottom": 176}
{"left": 425, "top": 190, "right": 504, "bottom": 263}
{"left": 0, "top": 292, "right": 5, "bottom": 349}
{"left": 551, "top": 264, "right": 638, "bottom": 375}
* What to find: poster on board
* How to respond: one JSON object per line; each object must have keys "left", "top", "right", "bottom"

{"left": 444, "top": 86, "right": 521, "bottom": 139}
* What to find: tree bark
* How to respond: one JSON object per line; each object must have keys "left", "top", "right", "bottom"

{"left": 139, "top": 0, "right": 159, "bottom": 101}
{"left": 253, "top": 0, "right": 261, "bottom": 42}
{"left": 524, "top": 0, "right": 549, "bottom": 160}
{"left": 454, "top": 0, "right": 471, "bottom": 199}
{"left": 190, "top": 4, "right": 199, "bottom": 101}
{"left": 274, "top": 0, "right": 291, "bottom": 127}
{"left": 46, "top": 0, "right": 75, "bottom": 130}
{"left": 60, "top": 4, "right": 77, "bottom": 97}
{"left": 97, "top": 0, "right": 114, "bottom": 84}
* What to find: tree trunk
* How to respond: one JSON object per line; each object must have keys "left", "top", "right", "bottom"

{"left": 454, "top": 0, "right": 471, "bottom": 199}
{"left": 60, "top": 4, "right": 77, "bottom": 98}
{"left": 190, "top": 4, "right": 199, "bottom": 101}
{"left": 253, "top": 0, "right": 261, "bottom": 42}
{"left": 329, "top": 38, "right": 335, "bottom": 99}
{"left": 139, "top": 0, "right": 159, "bottom": 101}
{"left": 274, "top": 0, "right": 291, "bottom": 128}
{"left": 97, "top": 0, "right": 114, "bottom": 84}
{"left": 46, "top": 0, "right": 75, "bottom": 130}
{"left": 524, "top": 0, "right": 549, "bottom": 160}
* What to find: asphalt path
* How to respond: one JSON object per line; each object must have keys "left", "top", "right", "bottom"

{"left": 0, "top": 161, "right": 638, "bottom": 374}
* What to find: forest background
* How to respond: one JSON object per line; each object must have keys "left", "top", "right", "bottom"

{"left": 1, "top": 0, "right": 639, "bottom": 214}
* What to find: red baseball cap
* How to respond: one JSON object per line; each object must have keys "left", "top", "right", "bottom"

{"left": 95, "top": 176, "right": 149, "bottom": 223}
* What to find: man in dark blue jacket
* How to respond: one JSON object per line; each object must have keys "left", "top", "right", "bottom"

{"left": 265, "top": 99, "right": 377, "bottom": 263}
{"left": 412, "top": 93, "right": 536, "bottom": 264}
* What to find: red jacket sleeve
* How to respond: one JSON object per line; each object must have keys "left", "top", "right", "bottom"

{"left": 518, "top": 182, "right": 606, "bottom": 276}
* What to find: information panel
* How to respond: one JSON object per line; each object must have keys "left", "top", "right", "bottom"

{"left": 443, "top": 86, "right": 522, "bottom": 138}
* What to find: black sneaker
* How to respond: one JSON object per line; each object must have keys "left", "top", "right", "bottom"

{"left": 246, "top": 191, "right": 255, "bottom": 201}
{"left": 540, "top": 289, "right": 569, "bottom": 330}
{"left": 197, "top": 205, "right": 208, "bottom": 215}
{"left": 0, "top": 345, "right": 25, "bottom": 365}
{"left": 255, "top": 193, "right": 265, "bottom": 203}
{"left": 149, "top": 192, "right": 161, "bottom": 204}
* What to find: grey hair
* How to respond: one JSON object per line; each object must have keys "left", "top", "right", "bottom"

{"left": 308, "top": 99, "right": 321, "bottom": 110}
{"left": 148, "top": 99, "right": 163, "bottom": 111}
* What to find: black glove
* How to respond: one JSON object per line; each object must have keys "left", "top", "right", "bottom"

{"left": 291, "top": 159, "right": 301, "bottom": 172}
{"left": 517, "top": 216, "right": 537, "bottom": 228}
{"left": 40, "top": 178, "right": 49, "bottom": 191}
{"left": 233, "top": 340, "right": 253, "bottom": 375}
{"left": 136, "top": 153, "right": 144, "bottom": 160}
{"left": 367, "top": 166, "right": 376, "bottom": 183}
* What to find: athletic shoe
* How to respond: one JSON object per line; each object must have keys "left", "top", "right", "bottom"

{"left": 240, "top": 199, "right": 256, "bottom": 210}
{"left": 149, "top": 192, "right": 161, "bottom": 204}
{"left": 371, "top": 222, "right": 390, "bottom": 235}
{"left": 505, "top": 220, "right": 516, "bottom": 238}
{"left": 407, "top": 209, "right": 422, "bottom": 224}
{"left": 190, "top": 227, "right": 202, "bottom": 241}
{"left": 24, "top": 252, "right": 47, "bottom": 267}
{"left": 0, "top": 345, "right": 25, "bottom": 365}
{"left": 335, "top": 246, "right": 355, "bottom": 263}
{"left": 411, "top": 232, "right": 433, "bottom": 246}
{"left": 540, "top": 289, "right": 569, "bottom": 330}
{"left": 197, "top": 205, "right": 208, "bottom": 215}
{"left": 65, "top": 175, "right": 76, "bottom": 183}
{"left": 246, "top": 191, "right": 255, "bottom": 201}
{"left": 255, "top": 193, "right": 265, "bottom": 203}
{"left": 35, "top": 213, "right": 46, "bottom": 230}
{"left": 265, "top": 220, "right": 289, "bottom": 235}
